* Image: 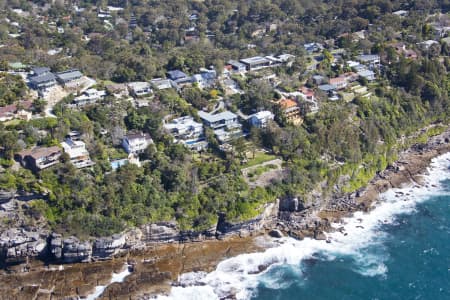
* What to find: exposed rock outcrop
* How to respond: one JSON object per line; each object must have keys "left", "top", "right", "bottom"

{"left": 0, "top": 228, "right": 48, "bottom": 264}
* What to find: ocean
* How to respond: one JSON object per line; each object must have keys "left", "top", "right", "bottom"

{"left": 92, "top": 153, "right": 450, "bottom": 300}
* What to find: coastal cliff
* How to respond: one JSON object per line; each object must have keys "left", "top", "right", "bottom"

{"left": 0, "top": 128, "right": 449, "bottom": 299}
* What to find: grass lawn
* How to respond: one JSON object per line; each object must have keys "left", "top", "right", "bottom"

{"left": 243, "top": 151, "right": 277, "bottom": 168}
{"left": 4, "top": 119, "right": 21, "bottom": 126}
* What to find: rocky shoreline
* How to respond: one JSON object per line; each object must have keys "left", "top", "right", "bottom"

{"left": 0, "top": 126, "right": 449, "bottom": 299}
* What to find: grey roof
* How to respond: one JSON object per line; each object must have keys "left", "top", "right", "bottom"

{"left": 56, "top": 69, "right": 83, "bottom": 82}
{"left": 30, "top": 73, "right": 56, "bottom": 84}
{"left": 167, "top": 70, "right": 188, "bottom": 80}
{"left": 227, "top": 60, "right": 246, "bottom": 68}
{"left": 356, "top": 54, "right": 379, "bottom": 62}
{"left": 198, "top": 110, "right": 237, "bottom": 123}
{"left": 32, "top": 67, "right": 51, "bottom": 76}
{"left": 358, "top": 70, "right": 375, "bottom": 77}
{"left": 318, "top": 84, "right": 336, "bottom": 92}
{"left": 240, "top": 56, "right": 270, "bottom": 65}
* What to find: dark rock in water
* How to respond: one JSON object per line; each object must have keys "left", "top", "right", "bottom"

{"left": 268, "top": 230, "right": 283, "bottom": 238}
{"left": 314, "top": 231, "right": 326, "bottom": 240}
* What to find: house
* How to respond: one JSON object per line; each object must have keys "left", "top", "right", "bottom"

{"left": 127, "top": 82, "right": 152, "bottom": 97}
{"left": 329, "top": 77, "right": 348, "bottom": 90}
{"left": 163, "top": 116, "right": 207, "bottom": 150}
{"left": 304, "top": 42, "right": 324, "bottom": 53}
{"left": 17, "top": 146, "right": 62, "bottom": 171}
{"left": 198, "top": 110, "right": 243, "bottom": 143}
{"left": 61, "top": 138, "right": 95, "bottom": 169}
{"left": 56, "top": 69, "right": 83, "bottom": 85}
{"left": 198, "top": 110, "right": 239, "bottom": 130}
{"left": 0, "top": 101, "right": 33, "bottom": 122}
{"left": 318, "top": 84, "right": 337, "bottom": 93}
{"left": 106, "top": 83, "right": 129, "bottom": 98}
{"left": 192, "top": 69, "right": 217, "bottom": 89}
{"left": 122, "top": 131, "right": 153, "bottom": 154}
{"left": 248, "top": 111, "right": 274, "bottom": 128}
{"left": 318, "top": 84, "right": 339, "bottom": 101}
{"left": 277, "top": 99, "right": 302, "bottom": 125}
{"left": 167, "top": 70, "right": 189, "bottom": 81}
{"left": 299, "top": 87, "right": 315, "bottom": 102}
{"left": 31, "top": 67, "right": 51, "bottom": 77}
{"left": 358, "top": 70, "right": 376, "bottom": 81}
{"left": 150, "top": 78, "right": 175, "bottom": 90}
{"left": 72, "top": 88, "right": 106, "bottom": 107}
{"left": 417, "top": 40, "right": 440, "bottom": 51}
{"left": 227, "top": 60, "right": 247, "bottom": 72}
{"left": 29, "top": 67, "right": 57, "bottom": 90}
{"left": 313, "top": 75, "right": 326, "bottom": 85}
{"left": 240, "top": 56, "right": 272, "bottom": 71}
{"left": 356, "top": 55, "right": 380, "bottom": 68}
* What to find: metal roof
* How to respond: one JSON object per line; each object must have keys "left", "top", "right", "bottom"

{"left": 56, "top": 69, "right": 83, "bottom": 82}
{"left": 198, "top": 110, "right": 237, "bottom": 123}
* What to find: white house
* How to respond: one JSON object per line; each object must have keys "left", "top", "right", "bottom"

{"left": 128, "top": 82, "right": 152, "bottom": 97}
{"left": 61, "top": 138, "right": 95, "bottom": 169}
{"left": 248, "top": 111, "right": 274, "bottom": 128}
{"left": 164, "top": 116, "right": 207, "bottom": 150}
{"left": 72, "top": 88, "right": 106, "bottom": 107}
{"left": 122, "top": 131, "right": 153, "bottom": 154}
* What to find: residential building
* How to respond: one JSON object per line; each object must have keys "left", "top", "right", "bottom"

{"left": 299, "top": 87, "right": 315, "bottom": 102}
{"left": 29, "top": 67, "right": 57, "bottom": 90}
{"left": 128, "top": 82, "right": 152, "bottom": 97}
{"left": 248, "top": 110, "right": 274, "bottom": 128}
{"left": 329, "top": 77, "right": 348, "bottom": 90}
{"left": 0, "top": 101, "right": 33, "bottom": 122}
{"left": 122, "top": 131, "right": 153, "bottom": 154}
{"left": 150, "top": 78, "right": 175, "bottom": 90}
{"left": 227, "top": 60, "right": 247, "bottom": 72}
{"left": 164, "top": 116, "right": 207, "bottom": 150}
{"left": 106, "top": 83, "right": 129, "bottom": 98}
{"left": 192, "top": 69, "right": 217, "bottom": 89}
{"left": 72, "top": 88, "right": 106, "bottom": 107}
{"left": 358, "top": 69, "right": 376, "bottom": 81}
{"left": 17, "top": 146, "right": 62, "bottom": 171}
{"left": 417, "top": 40, "right": 440, "bottom": 51}
{"left": 356, "top": 54, "right": 380, "bottom": 68}
{"left": 198, "top": 110, "right": 243, "bottom": 143}
{"left": 56, "top": 69, "right": 83, "bottom": 85}
{"left": 167, "top": 70, "right": 189, "bottom": 81}
{"left": 198, "top": 111, "right": 239, "bottom": 130}
{"left": 240, "top": 56, "right": 272, "bottom": 71}
{"left": 61, "top": 138, "right": 95, "bottom": 169}
{"left": 318, "top": 84, "right": 337, "bottom": 93}
{"left": 278, "top": 99, "right": 303, "bottom": 125}
{"left": 304, "top": 42, "right": 324, "bottom": 53}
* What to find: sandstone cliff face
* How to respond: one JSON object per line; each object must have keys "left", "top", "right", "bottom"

{"left": 0, "top": 228, "right": 49, "bottom": 264}
{"left": 0, "top": 199, "right": 280, "bottom": 266}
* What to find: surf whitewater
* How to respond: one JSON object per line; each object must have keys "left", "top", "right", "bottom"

{"left": 151, "top": 152, "right": 450, "bottom": 300}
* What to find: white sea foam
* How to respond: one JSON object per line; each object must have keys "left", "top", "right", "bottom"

{"left": 84, "top": 264, "right": 131, "bottom": 300}
{"left": 154, "top": 152, "right": 450, "bottom": 300}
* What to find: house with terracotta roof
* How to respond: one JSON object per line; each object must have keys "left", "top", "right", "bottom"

{"left": 277, "top": 99, "right": 303, "bottom": 125}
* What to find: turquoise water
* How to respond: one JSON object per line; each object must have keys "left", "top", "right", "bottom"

{"left": 155, "top": 153, "right": 450, "bottom": 300}
{"left": 252, "top": 188, "right": 450, "bottom": 300}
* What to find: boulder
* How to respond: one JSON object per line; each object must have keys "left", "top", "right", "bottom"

{"left": 268, "top": 229, "right": 283, "bottom": 238}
